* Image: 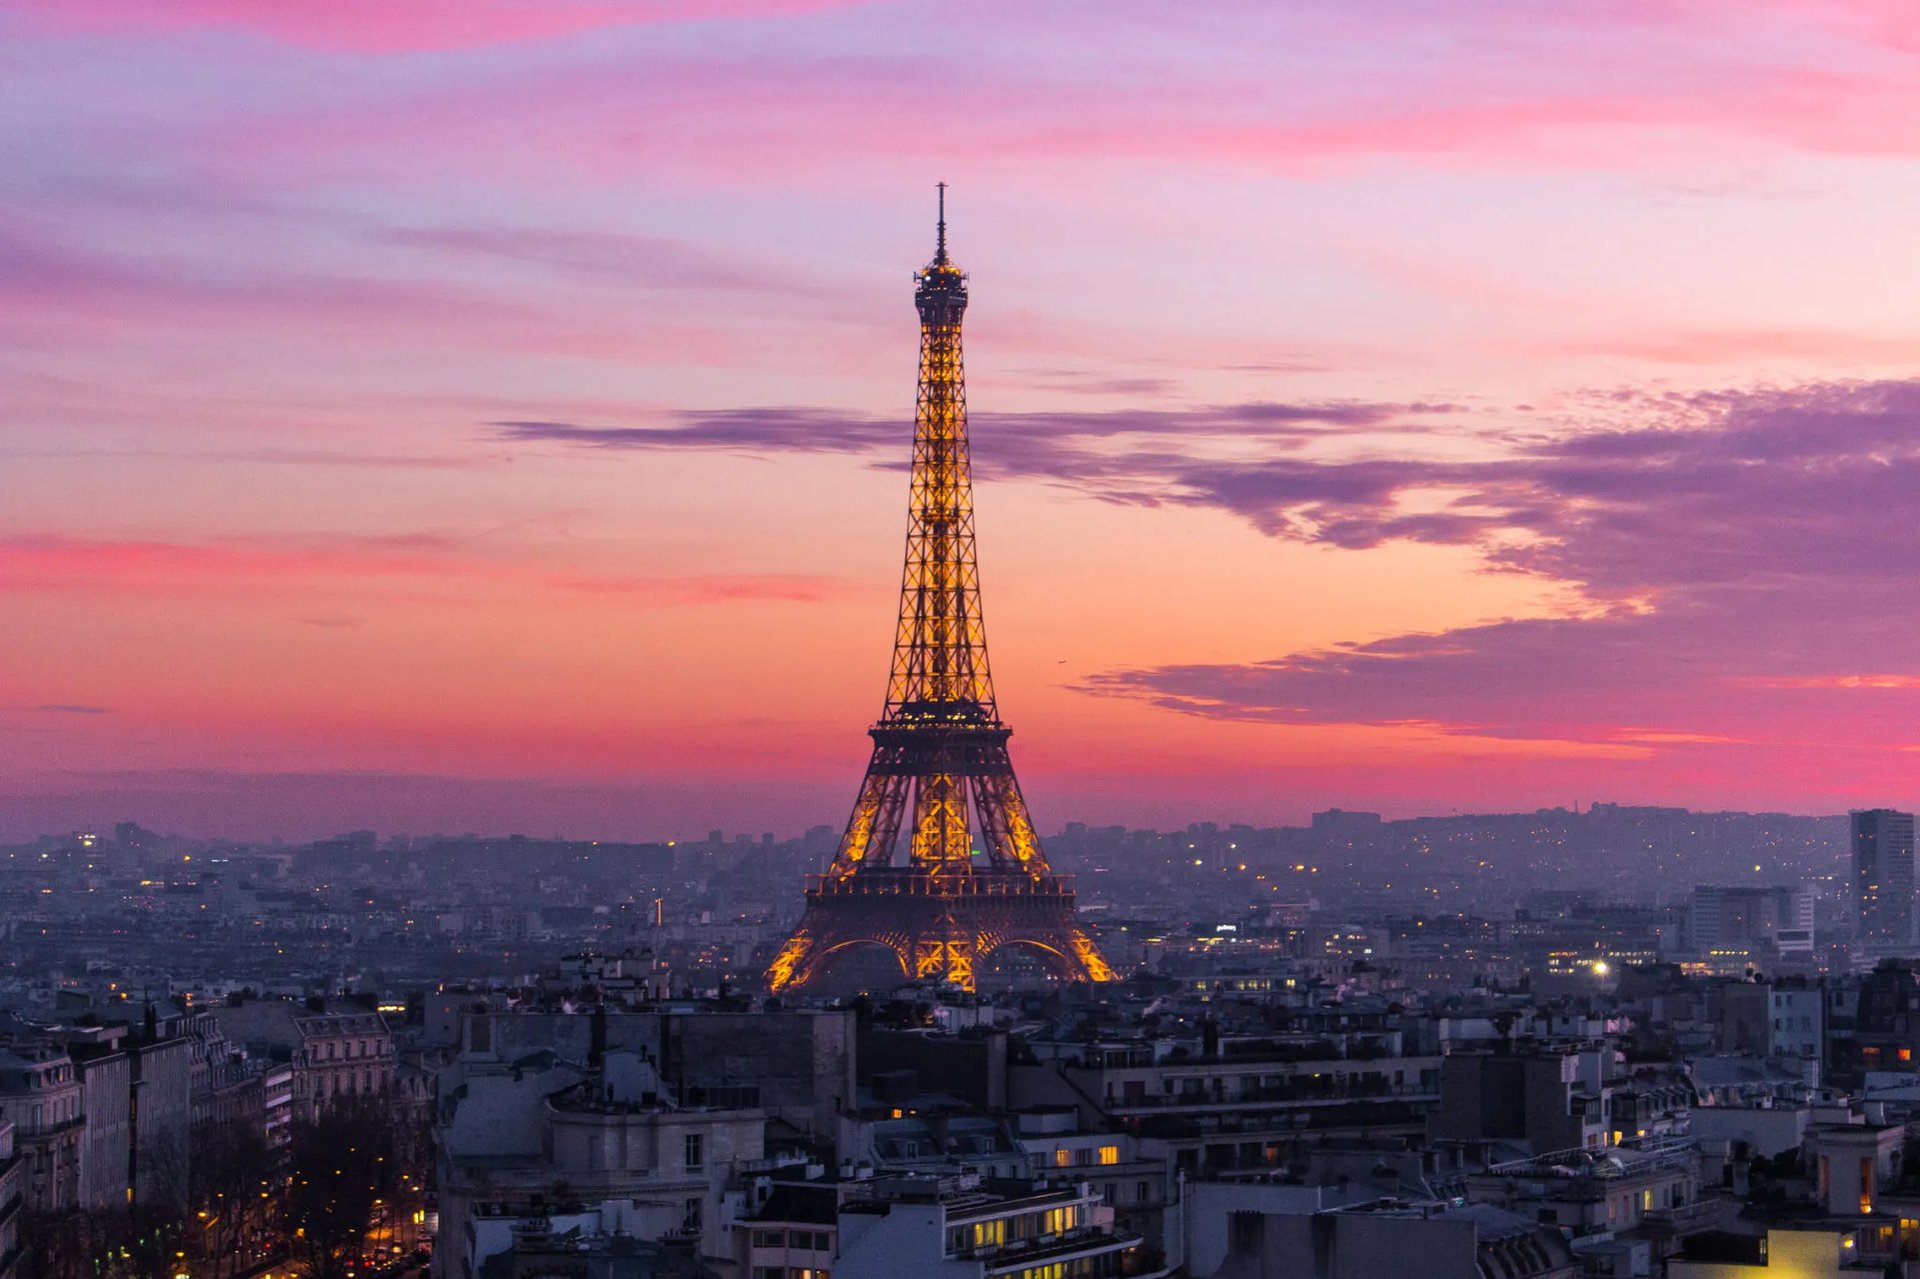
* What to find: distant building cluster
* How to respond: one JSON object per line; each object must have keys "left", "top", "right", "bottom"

{"left": 9, "top": 803, "right": 1920, "bottom": 1276}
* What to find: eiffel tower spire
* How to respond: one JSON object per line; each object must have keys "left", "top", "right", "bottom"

{"left": 765, "top": 189, "right": 1116, "bottom": 993}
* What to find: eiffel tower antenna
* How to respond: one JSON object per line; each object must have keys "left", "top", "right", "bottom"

{"left": 766, "top": 190, "right": 1116, "bottom": 994}
{"left": 935, "top": 181, "right": 948, "bottom": 263}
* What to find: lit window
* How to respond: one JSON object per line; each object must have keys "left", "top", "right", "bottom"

{"left": 1098, "top": 1145, "right": 1119, "bottom": 1166}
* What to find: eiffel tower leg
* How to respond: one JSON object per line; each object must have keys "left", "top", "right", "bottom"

{"left": 1067, "top": 923, "right": 1118, "bottom": 982}
{"left": 768, "top": 889, "right": 920, "bottom": 993}
{"left": 970, "top": 768, "right": 1042, "bottom": 871}
{"left": 912, "top": 937, "right": 948, "bottom": 980}
{"left": 826, "top": 764, "right": 912, "bottom": 878}
{"left": 765, "top": 923, "right": 817, "bottom": 994}
{"left": 903, "top": 903, "right": 977, "bottom": 987}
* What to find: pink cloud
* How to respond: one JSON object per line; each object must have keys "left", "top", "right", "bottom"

{"left": 0, "top": 535, "right": 852, "bottom": 606}
{"left": 0, "top": 216, "right": 743, "bottom": 366}
{"left": 1739, "top": 675, "right": 1920, "bottom": 690}
{"left": 162, "top": 30, "right": 1920, "bottom": 197}
{"left": 11, "top": 0, "right": 872, "bottom": 53}
{"left": 548, "top": 573, "right": 851, "bottom": 604}
{"left": 1528, "top": 327, "right": 1920, "bottom": 366}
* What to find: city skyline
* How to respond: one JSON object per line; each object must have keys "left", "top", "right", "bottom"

{"left": 10, "top": 1, "right": 1920, "bottom": 839}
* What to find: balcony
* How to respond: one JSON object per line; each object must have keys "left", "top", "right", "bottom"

{"left": 1107, "top": 1083, "right": 1439, "bottom": 1114}
{"left": 1487, "top": 1137, "right": 1699, "bottom": 1180}
{"left": 964, "top": 1226, "right": 1143, "bottom": 1276}
{"left": 1640, "top": 1198, "right": 1732, "bottom": 1243}
{"left": 1130, "top": 1099, "right": 1433, "bottom": 1141}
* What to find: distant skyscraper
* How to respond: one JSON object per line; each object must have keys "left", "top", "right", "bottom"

{"left": 1689, "top": 884, "right": 1814, "bottom": 955}
{"left": 1852, "top": 809, "right": 1916, "bottom": 948}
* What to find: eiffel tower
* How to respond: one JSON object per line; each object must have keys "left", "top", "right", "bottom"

{"left": 765, "top": 188, "right": 1117, "bottom": 994}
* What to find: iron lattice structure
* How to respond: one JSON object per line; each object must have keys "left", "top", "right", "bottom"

{"left": 766, "top": 190, "right": 1117, "bottom": 993}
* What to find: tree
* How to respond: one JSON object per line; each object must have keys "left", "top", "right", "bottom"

{"left": 285, "top": 1094, "right": 399, "bottom": 1279}
{"left": 189, "top": 1119, "right": 281, "bottom": 1279}
{"left": 22, "top": 1204, "right": 189, "bottom": 1279}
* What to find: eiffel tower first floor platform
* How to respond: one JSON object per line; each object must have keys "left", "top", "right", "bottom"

{"left": 764, "top": 868, "right": 1117, "bottom": 994}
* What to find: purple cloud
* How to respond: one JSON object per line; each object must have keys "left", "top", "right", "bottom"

{"left": 1071, "top": 379, "right": 1920, "bottom": 759}
{"left": 493, "top": 399, "right": 1459, "bottom": 477}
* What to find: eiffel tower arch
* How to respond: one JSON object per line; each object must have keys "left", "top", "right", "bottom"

{"left": 766, "top": 189, "right": 1117, "bottom": 994}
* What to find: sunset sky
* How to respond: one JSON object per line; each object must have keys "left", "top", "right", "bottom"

{"left": 7, "top": 0, "right": 1920, "bottom": 839}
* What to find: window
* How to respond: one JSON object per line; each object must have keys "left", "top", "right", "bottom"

{"left": 1053, "top": 1147, "right": 1071, "bottom": 1168}
{"left": 1136, "top": 1181, "right": 1149, "bottom": 1204}
{"left": 1098, "top": 1144, "right": 1120, "bottom": 1166}
{"left": 752, "top": 1229, "right": 784, "bottom": 1248}
{"left": 971, "top": 1219, "right": 1006, "bottom": 1248}
{"left": 1041, "top": 1205, "right": 1080, "bottom": 1235}
{"left": 683, "top": 1198, "right": 704, "bottom": 1234}
{"left": 685, "top": 1133, "right": 705, "bottom": 1172}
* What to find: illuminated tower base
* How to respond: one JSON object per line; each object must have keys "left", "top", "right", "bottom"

{"left": 767, "top": 870, "right": 1113, "bottom": 992}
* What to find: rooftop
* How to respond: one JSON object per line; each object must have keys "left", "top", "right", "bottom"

{"left": 1486, "top": 1136, "right": 1698, "bottom": 1180}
